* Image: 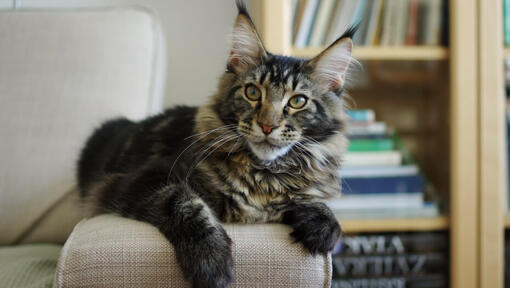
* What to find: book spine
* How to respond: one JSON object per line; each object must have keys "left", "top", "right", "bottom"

{"left": 294, "top": 0, "right": 318, "bottom": 47}
{"left": 350, "top": 0, "right": 367, "bottom": 44}
{"left": 347, "top": 109, "right": 376, "bottom": 122}
{"left": 327, "top": 194, "right": 424, "bottom": 210}
{"left": 506, "top": 0, "right": 510, "bottom": 45}
{"left": 354, "top": 1, "right": 373, "bottom": 46}
{"left": 343, "top": 151, "right": 402, "bottom": 167}
{"left": 417, "top": 0, "right": 428, "bottom": 45}
{"left": 292, "top": 0, "right": 306, "bottom": 44}
{"left": 363, "top": 0, "right": 383, "bottom": 46}
{"left": 332, "top": 253, "right": 447, "bottom": 277}
{"left": 424, "top": 0, "right": 441, "bottom": 45}
{"left": 405, "top": 0, "right": 419, "bottom": 45}
{"left": 347, "top": 122, "right": 387, "bottom": 137}
{"left": 334, "top": 205, "right": 440, "bottom": 220}
{"left": 305, "top": 0, "right": 321, "bottom": 46}
{"left": 335, "top": 233, "right": 449, "bottom": 256}
{"left": 309, "top": 0, "right": 335, "bottom": 46}
{"left": 380, "top": 0, "right": 396, "bottom": 46}
{"left": 348, "top": 138, "right": 394, "bottom": 151}
{"left": 339, "top": 165, "right": 419, "bottom": 177}
{"left": 341, "top": 174, "right": 424, "bottom": 194}
{"left": 331, "top": 274, "right": 448, "bottom": 288}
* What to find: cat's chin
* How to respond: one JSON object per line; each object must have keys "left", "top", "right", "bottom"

{"left": 248, "top": 141, "right": 291, "bottom": 161}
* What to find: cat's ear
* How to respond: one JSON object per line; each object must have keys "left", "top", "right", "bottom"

{"left": 308, "top": 26, "right": 357, "bottom": 90}
{"left": 228, "top": 0, "right": 267, "bottom": 74}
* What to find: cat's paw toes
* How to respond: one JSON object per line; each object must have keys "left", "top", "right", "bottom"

{"left": 184, "top": 229, "right": 234, "bottom": 288}
{"left": 284, "top": 203, "right": 341, "bottom": 255}
{"left": 290, "top": 219, "right": 341, "bottom": 255}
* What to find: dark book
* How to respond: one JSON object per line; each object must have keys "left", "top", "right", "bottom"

{"left": 334, "top": 233, "right": 448, "bottom": 256}
{"left": 332, "top": 253, "right": 447, "bottom": 278}
{"left": 332, "top": 274, "right": 448, "bottom": 288}
{"left": 441, "top": 0, "right": 449, "bottom": 46}
{"left": 341, "top": 174, "right": 424, "bottom": 195}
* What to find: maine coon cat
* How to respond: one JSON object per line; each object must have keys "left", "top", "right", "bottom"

{"left": 78, "top": 1, "right": 356, "bottom": 287}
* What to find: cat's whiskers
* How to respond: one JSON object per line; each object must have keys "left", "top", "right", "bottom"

{"left": 185, "top": 134, "right": 241, "bottom": 182}
{"left": 184, "top": 124, "right": 237, "bottom": 140}
{"left": 302, "top": 136, "right": 340, "bottom": 166}
{"left": 166, "top": 125, "right": 236, "bottom": 184}
{"left": 226, "top": 136, "right": 243, "bottom": 159}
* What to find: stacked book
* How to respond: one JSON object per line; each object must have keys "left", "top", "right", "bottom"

{"left": 291, "top": 0, "right": 447, "bottom": 48}
{"left": 331, "top": 232, "right": 449, "bottom": 288}
{"left": 505, "top": 0, "right": 510, "bottom": 46}
{"left": 327, "top": 109, "right": 440, "bottom": 219}
{"left": 505, "top": 59, "right": 510, "bottom": 210}
{"left": 505, "top": 230, "right": 510, "bottom": 287}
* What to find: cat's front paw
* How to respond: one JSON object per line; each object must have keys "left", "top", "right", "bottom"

{"left": 175, "top": 227, "right": 233, "bottom": 288}
{"left": 283, "top": 202, "right": 341, "bottom": 255}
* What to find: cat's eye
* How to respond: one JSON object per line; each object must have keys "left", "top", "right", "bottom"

{"left": 288, "top": 95, "right": 308, "bottom": 109}
{"left": 245, "top": 84, "right": 262, "bottom": 101}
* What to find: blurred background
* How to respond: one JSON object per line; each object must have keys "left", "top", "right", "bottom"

{"left": 0, "top": 0, "right": 508, "bottom": 288}
{"left": 0, "top": 0, "right": 239, "bottom": 107}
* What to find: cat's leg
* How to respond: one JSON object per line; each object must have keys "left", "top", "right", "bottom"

{"left": 281, "top": 201, "right": 341, "bottom": 255}
{"left": 84, "top": 159, "right": 233, "bottom": 288}
{"left": 156, "top": 185, "right": 233, "bottom": 288}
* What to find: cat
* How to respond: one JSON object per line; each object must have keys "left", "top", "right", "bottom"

{"left": 77, "top": 1, "right": 356, "bottom": 287}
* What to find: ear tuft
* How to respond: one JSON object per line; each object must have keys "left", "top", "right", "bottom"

{"left": 236, "top": 0, "right": 249, "bottom": 16}
{"left": 228, "top": 1, "right": 267, "bottom": 74}
{"left": 308, "top": 30, "right": 356, "bottom": 90}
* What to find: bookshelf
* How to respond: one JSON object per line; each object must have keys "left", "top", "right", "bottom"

{"left": 505, "top": 215, "right": 510, "bottom": 228}
{"left": 292, "top": 46, "right": 449, "bottom": 60}
{"left": 342, "top": 216, "right": 449, "bottom": 234}
{"left": 252, "top": 0, "right": 505, "bottom": 287}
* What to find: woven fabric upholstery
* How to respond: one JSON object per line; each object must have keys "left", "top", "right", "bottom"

{"left": 55, "top": 215, "right": 332, "bottom": 288}
{"left": 0, "top": 8, "right": 165, "bottom": 245}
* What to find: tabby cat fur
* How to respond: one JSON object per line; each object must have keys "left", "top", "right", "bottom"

{"left": 78, "top": 1, "right": 357, "bottom": 287}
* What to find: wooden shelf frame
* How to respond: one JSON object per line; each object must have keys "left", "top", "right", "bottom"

{"left": 341, "top": 216, "right": 449, "bottom": 234}
{"left": 505, "top": 215, "right": 510, "bottom": 228}
{"left": 251, "top": 1, "right": 505, "bottom": 287}
{"left": 292, "top": 46, "right": 449, "bottom": 61}
{"left": 479, "top": 1, "right": 506, "bottom": 287}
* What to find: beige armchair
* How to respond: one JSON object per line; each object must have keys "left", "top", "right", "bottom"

{"left": 0, "top": 8, "right": 331, "bottom": 288}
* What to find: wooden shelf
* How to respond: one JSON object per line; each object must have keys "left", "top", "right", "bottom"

{"left": 291, "top": 46, "right": 449, "bottom": 61}
{"left": 340, "top": 216, "right": 449, "bottom": 233}
{"left": 504, "top": 215, "right": 510, "bottom": 228}
{"left": 504, "top": 47, "right": 510, "bottom": 58}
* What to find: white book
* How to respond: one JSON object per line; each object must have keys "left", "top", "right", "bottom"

{"left": 347, "top": 122, "right": 387, "bottom": 136}
{"left": 309, "top": 0, "right": 336, "bottom": 46}
{"left": 326, "top": 193, "right": 424, "bottom": 210}
{"left": 424, "top": 0, "right": 442, "bottom": 45}
{"left": 295, "top": 0, "right": 320, "bottom": 48}
{"left": 363, "top": 0, "right": 383, "bottom": 46}
{"left": 290, "top": 0, "right": 300, "bottom": 32}
{"left": 334, "top": 204, "right": 440, "bottom": 219}
{"left": 343, "top": 150, "right": 402, "bottom": 167}
{"left": 393, "top": 0, "right": 410, "bottom": 45}
{"left": 380, "top": 0, "right": 396, "bottom": 46}
{"left": 326, "top": 0, "right": 357, "bottom": 45}
{"left": 339, "top": 164, "right": 419, "bottom": 178}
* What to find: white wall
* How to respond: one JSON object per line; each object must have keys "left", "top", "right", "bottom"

{"left": 9, "top": 0, "right": 240, "bottom": 107}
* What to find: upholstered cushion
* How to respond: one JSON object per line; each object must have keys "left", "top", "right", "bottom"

{"left": 55, "top": 215, "right": 332, "bottom": 288}
{"left": 0, "top": 8, "right": 165, "bottom": 244}
{"left": 0, "top": 244, "right": 61, "bottom": 288}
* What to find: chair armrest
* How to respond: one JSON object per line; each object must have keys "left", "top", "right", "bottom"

{"left": 54, "top": 215, "right": 332, "bottom": 288}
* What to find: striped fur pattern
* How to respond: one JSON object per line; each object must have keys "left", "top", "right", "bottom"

{"left": 77, "top": 2, "right": 356, "bottom": 287}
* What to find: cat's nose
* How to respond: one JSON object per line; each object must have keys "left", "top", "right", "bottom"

{"left": 258, "top": 121, "right": 279, "bottom": 135}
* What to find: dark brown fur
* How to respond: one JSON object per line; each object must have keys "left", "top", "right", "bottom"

{"left": 78, "top": 1, "right": 356, "bottom": 287}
